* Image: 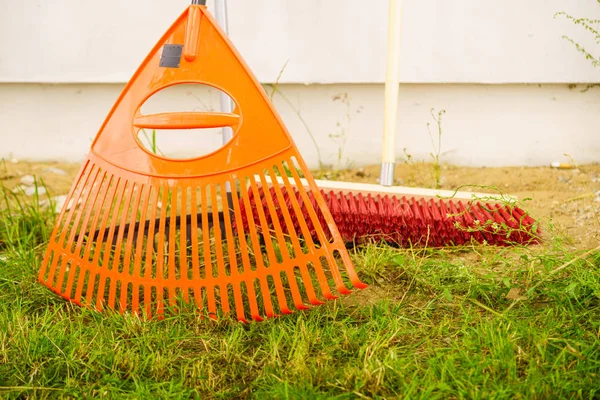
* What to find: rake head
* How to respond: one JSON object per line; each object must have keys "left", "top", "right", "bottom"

{"left": 37, "top": 4, "right": 366, "bottom": 321}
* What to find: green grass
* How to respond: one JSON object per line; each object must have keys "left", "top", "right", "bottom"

{"left": 1, "top": 181, "right": 600, "bottom": 399}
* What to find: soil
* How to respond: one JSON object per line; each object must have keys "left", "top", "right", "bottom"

{"left": 2, "top": 160, "right": 599, "bottom": 250}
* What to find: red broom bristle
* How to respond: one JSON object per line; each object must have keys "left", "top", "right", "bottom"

{"left": 237, "top": 186, "right": 540, "bottom": 248}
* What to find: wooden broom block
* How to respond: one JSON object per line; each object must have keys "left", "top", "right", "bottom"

{"left": 255, "top": 176, "right": 518, "bottom": 203}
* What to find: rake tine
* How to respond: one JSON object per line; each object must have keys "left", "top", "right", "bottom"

{"left": 75, "top": 212, "right": 230, "bottom": 246}
{"left": 38, "top": 2, "right": 366, "bottom": 322}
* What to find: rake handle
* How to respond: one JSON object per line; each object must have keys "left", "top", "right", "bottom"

{"left": 133, "top": 112, "right": 240, "bottom": 130}
{"left": 184, "top": 5, "right": 203, "bottom": 62}
{"left": 213, "top": 0, "right": 234, "bottom": 145}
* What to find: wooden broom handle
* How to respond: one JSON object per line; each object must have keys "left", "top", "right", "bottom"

{"left": 380, "top": 0, "right": 403, "bottom": 186}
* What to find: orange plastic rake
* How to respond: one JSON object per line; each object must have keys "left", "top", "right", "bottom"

{"left": 37, "top": 1, "right": 367, "bottom": 322}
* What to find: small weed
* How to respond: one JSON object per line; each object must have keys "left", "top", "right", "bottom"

{"left": 328, "top": 93, "right": 352, "bottom": 171}
{"left": 140, "top": 129, "right": 164, "bottom": 156}
{"left": 267, "top": 60, "right": 289, "bottom": 102}
{"left": 555, "top": 4, "right": 600, "bottom": 69}
{"left": 264, "top": 63, "right": 325, "bottom": 170}
{"left": 399, "top": 108, "right": 447, "bottom": 189}
{"left": 427, "top": 108, "right": 446, "bottom": 189}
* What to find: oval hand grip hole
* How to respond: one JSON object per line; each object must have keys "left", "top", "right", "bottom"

{"left": 140, "top": 83, "right": 234, "bottom": 115}
{"left": 137, "top": 83, "right": 237, "bottom": 160}
{"left": 137, "top": 127, "right": 231, "bottom": 160}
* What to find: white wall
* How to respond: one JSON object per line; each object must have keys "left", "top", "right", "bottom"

{"left": 1, "top": 82, "right": 599, "bottom": 168}
{"left": 1, "top": 0, "right": 600, "bottom": 84}
{"left": 1, "top": 0, "right": 599, "bottom": 168}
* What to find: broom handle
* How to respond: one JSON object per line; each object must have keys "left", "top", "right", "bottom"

{"left": 214, "top": 0, "right": 235, "bottom": 144}
{"left": 380, "top": 0, "right": 403, "bottom": 187}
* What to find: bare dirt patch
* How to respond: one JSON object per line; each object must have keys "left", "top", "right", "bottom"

{"left": 1, "top": 160, "right": 82, "bottom": 195}
{"left": 2, "top": 160, "right": 599, "bottom": 249}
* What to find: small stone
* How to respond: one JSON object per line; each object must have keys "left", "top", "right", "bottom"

{"left": 505, "top": 287, "right": 527, "bottom": 300}
{"left": 40, "top": 195, "right": 79, "bottom": 213}
{"left": 24, "top": 186, "right": 46, "bottom": 196}
{"left": 558, "top": 177, "right": 570, "bottom": 184}
{"left": 52, "top": 195, "right": 68, "bottom": 212}
{"left": 20, "top": 175, "right": 35, "bottom": 186}
{"left": 43, "top": 167, "right": 67, "bottom": 176}
{"left": 14, "top": 185, "right": 44, "bottom": 196}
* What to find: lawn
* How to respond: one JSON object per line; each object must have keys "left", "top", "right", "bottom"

{"left": 1, "top": 161, "right": 599, "bottom": 399}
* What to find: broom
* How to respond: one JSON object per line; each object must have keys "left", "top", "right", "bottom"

{"left": 238, "top": 0, "right": 540, "bottom": 247}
